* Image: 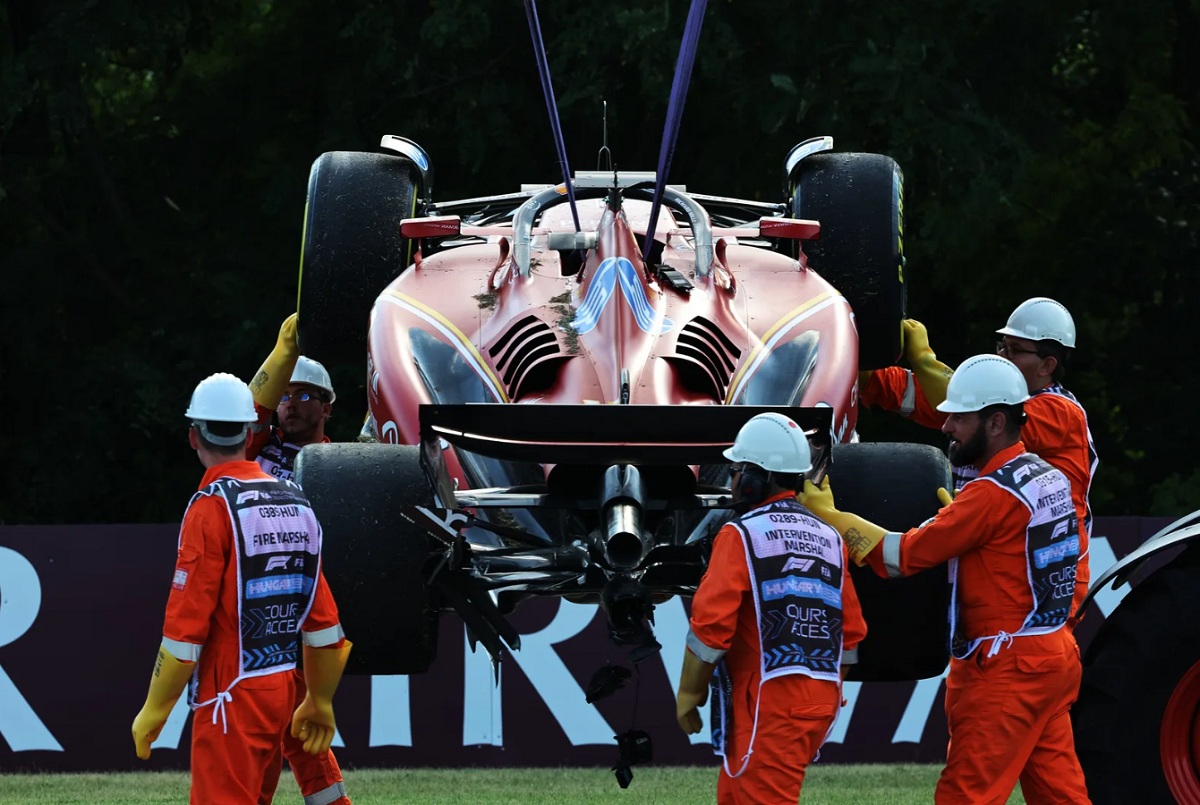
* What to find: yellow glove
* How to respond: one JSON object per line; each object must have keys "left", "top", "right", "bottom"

{"left": 799, "top": 478, "right": 887, "bottom": 566}
{"left": 131, "top": 646, "right": 194, "bottom": 760}
{"left": 902, "top": 319, "right": 953, "bottom": 408}
{"left": 676, "top": 650, "right": 713, "bottom": 735}
{"left": 291, "top": 640, "right": 352, "bottom": 755}
{"left": 937, "top": 487, "right": 955, "bottom": 507}
{"left": 249, "top": 313, "right": 301, "bottom": 409}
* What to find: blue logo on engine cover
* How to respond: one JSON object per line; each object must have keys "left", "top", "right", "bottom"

{"left": 571, "top": 257, "right": 673, "bottom": 335}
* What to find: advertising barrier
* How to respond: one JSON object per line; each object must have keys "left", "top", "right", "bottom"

{"left": 0, "top": 518, "right": 1168, "bottom": 771}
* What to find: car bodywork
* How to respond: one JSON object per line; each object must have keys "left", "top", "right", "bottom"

{"left": 369, "top": 168, "right": 857, "bottom": 446}
{"left": 291, "top": 0, "right": 949, "bottom": 696}
{"left": 295, "top": 132, "right": 952, "bottom": 683}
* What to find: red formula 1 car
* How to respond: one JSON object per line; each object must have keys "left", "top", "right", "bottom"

{"left": 293, "top": 133, "right": 952, "bottom": 683}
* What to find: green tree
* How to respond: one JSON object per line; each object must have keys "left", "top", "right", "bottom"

{"left": 1, "top": 0, "right": 1196, "bottom": 522}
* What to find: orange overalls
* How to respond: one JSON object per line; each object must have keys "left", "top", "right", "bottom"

{"left": 861, "top": 368, "right": 1096, "bottom": 619}
{"left": 247, "top": 401, "right": 333, "bottom": 480}
{"left": 864, "top": 442, "right": 1090, "bottom": 805}
{"left": 689, "top": 491, "right": 867, "bottom": 804}
{"left": 246, "top": 403, "right": 348, "bottom": 805}
{"left": 164, "top": 459, "right": 346, "bottom": 805}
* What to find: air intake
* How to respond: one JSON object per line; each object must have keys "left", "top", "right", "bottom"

{"left": 488, "top": 315, "right": 563, "bottom": 399}
{"left": 673, "top": 317, "right": 742, "bottom": 397}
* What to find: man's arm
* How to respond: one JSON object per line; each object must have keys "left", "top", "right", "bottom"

{"left": 858, "top": 320, "right": 952, "bottom": 430}
{"left": 801, "top": 476, "right": 992, "bottom": 574}
{"left": 863, "top": 483, "right": 996, "bottom": 579}
{"left": 676, "top": 649, "right": 715, "bottom": 735}
{"left": 860, "top": 367, "right": 949, "bottom": 430}
{"left": 131, "top": 645, "right": 195, "bottom": 759}
{"left": 131, "top": 503, "right": 225, "bottom": 759}
{"left": 249, "top": 313, "right": 300, "bottom": 411}
{"left": 292, "top": 570, "right": 352, "bottom": 755}
{"left": 246, "top": 314, "right": 299, "bottom": 461}
{"left": 675, "top": 526, "right": 745, "bottom": 734}
{"left": 839, "top": 542, "right": 867, "bottom": 669}
{"left": 900, "top": 319, "right": 953, "bottom": 409}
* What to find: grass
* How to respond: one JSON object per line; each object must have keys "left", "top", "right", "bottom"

{"left": 0, "top": 764, "right": 1027, "bottom": 804}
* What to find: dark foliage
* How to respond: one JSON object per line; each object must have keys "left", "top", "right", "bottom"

{"left": 2, "top": 0, "right": 1196, "bottom": 522}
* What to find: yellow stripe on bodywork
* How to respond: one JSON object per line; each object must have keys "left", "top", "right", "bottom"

{"left": 382, "top": 290, "right": 510, "bottom": 403}
{"left": 724, "top": 290, "right": 842, "bottom": 405}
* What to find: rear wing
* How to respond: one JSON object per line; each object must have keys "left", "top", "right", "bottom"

{"left": 419, "top": 403, "right": 833, "bottom": 476}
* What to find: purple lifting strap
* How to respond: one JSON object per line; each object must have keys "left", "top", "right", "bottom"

{"left": 525, "top": 0, "right": 581, "bottom": 233}
{"left": 642, "top": 0, "right": 708, "bottom": 260}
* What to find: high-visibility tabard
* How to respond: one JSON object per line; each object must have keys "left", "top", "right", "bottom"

{"left": 1032, "top": 383, "right": 1098, "bottom": 533}
{"left": 255, "top": 435, "right": 301, "bottom": 481}
{"left": 741, "top": 498, "right": 845, "bottom": 683}
{"left": 219, "top": 477, "right": 322, "bottom": 676}
{"left": 711, "top": 496, "right": 845, "bottom": 768}
{"left": 951, "top": 453, "right": 1079, "bottom": 659}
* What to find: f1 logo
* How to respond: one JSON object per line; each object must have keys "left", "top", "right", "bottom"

{"left": 265, "top": 556, "right": 291, "bottom": 572}
{"left": 782, "top": 557, "right": 815, "bottom": 573}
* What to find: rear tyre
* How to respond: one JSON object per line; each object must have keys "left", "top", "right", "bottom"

{"left": 298, "top": 151, "right": 422, "bottom": 367}
{"left": 295, "top": 442, "right": 438, "bottom": 674}
{"left": 789, "top": 153, "right": 905, "bottom": 370}
{"left": 831, "top": 441, "right": 951, "bottom": 681}
{"left": 1073, "top": 546, "right": 1200, "bottom": 804}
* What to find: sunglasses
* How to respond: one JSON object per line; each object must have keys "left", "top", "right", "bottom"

{"left": 279, "top": 391, "right": 326, "bottom": 404}
{"left": 996, "top": 340, "right": 1040, "bottom": 358}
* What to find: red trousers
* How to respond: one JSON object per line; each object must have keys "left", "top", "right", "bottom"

{"left": 282, "top": 670, "right": 350, "bottom": 805}
{"left": 715, "top": 679, "right": 838, "bottom": 804}
{"left": 936, "top": 630, "right": 1091, "bottom": 804}
{"left": 190, "top": 673, "right": 293, "bottom": 804}
{"left": 190, "top": 671, "right": 351, "bottom": 805}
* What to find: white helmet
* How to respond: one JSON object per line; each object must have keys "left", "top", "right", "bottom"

{"left": 185, "top": 373, "right": 256, "bottom": 422}
{"left": 291, "top": 356, "right": 336, "bottom": 403}
{"left": 937, "top": 355, "right": 1030, "bottom": 413}
{"left": 185, "top": 373, "right": 256, "bottom": 446}
{"left": 996, "top": 297, "right": 1076, "bottom": 348}
{"left": 723, "top": 412, "right": 812, "bottom": 473}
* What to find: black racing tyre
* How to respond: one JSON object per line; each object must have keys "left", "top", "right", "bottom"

{"left": 830, "top": 441, "right": 952, "bottom": 681}
{"left": 789, "top": 152, "right": 906, "bottom": 370}
{"left": 1073, "top": 546, "right": 1200, "bottom": 804}
{"left": 298, "top": 151, "right": 422, "bottom": 368}
{"left": 294, "top": 442, "right": 437, "bottom": 675}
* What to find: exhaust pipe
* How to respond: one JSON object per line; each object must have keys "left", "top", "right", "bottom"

{"left": 600, "top": 465, "right": 649, "bottom": 569}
